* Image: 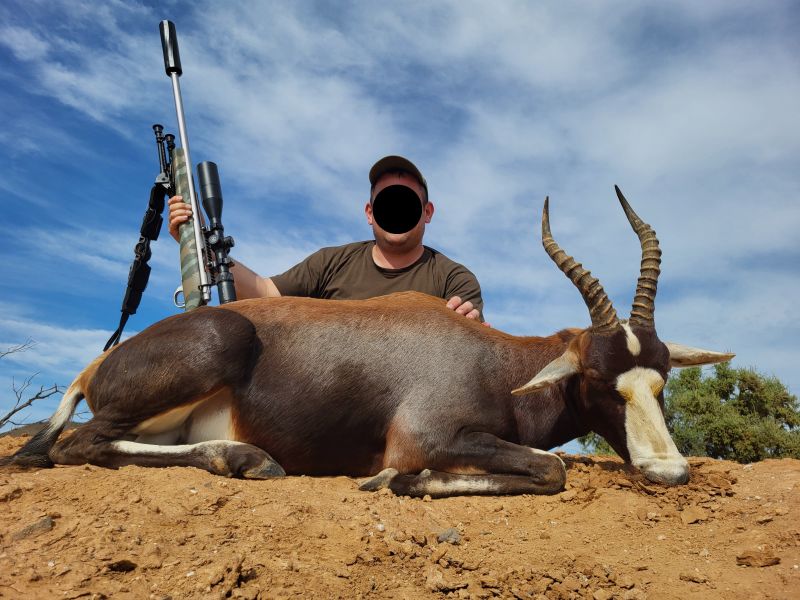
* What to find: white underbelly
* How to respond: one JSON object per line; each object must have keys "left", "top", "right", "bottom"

{"left": 129, "top": 388, "right": 235, "bottom": 445}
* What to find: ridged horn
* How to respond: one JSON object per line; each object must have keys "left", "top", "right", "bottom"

{"left": 615, "top": 185, "right": 661, "bottom": 328}
{"left": 542, "top": 197, "right": 619, "bottom": 332}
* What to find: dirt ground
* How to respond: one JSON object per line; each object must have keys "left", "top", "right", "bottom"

{"left": 0, "top": 435, "right": 798, "bottom": 600}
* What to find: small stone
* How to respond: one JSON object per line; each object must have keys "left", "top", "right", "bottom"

{"left": 560, "top": 490, "right": 578, "bottom": 502}
{"left": 437, "top": 527, "right": 461, "bottom": 545}
{"left": 425, "top": 567, "right": 446, "bottom": 592}
{"left": 532, "top": 577, "right": 552, "bottom": 594}
{"left": 562, "top": 575, "right": 581, "bottom": 591}
{"left": 736, "top": 549, "right": 781, "bottom": 567}
{"left": 705, "top": 474, "right": 732, "bottom": 490}
{"left": 425, "top": 566, "right": 467, "bottom": 592}
{"left": 12, "top": 516, "right": 55, "bottom": 541}
{"left": 0, "top": 485, "right": 23, "bottom": 503}
{"left": 755, "top": 515, "right": 773, "bottom": 525}
{"left": 430, "top": 545, "right": 448, "bottom": 563}
{"left": 593, "top": 589, "right": 612, "bottom": 600}
{"left": 422, "top": 495, "right": 432, "bottom": 502}
{"left": 680, "top": 506, "right": 708, "bottom": 525}
{"left": 356, "top": 552, "right": 375, "bottom": 564}
{"left": 679, "top": 572, "right": 708, "bottom": 583}
{"left": 511, "top": 587, "right": 527, "bottom": 600}
{"left": 462, "top": 559, "right": 481, "bottom": 571}
{"left": 617, "top": 574, "right": 635, "bottom": 589}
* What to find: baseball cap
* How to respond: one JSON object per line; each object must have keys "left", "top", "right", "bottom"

{"left": 369, "top": 155, "right": 428, "bottom": 192}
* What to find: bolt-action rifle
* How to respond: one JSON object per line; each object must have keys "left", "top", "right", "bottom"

{"left": 104, "top": 20, "right": 236, "bottom": 351}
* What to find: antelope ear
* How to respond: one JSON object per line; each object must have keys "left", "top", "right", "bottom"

{"left": 511, "top": 349, "right": 580, "bottom": 395}
{"left": 665, "top": 342, "right": 735, "bottom": 368}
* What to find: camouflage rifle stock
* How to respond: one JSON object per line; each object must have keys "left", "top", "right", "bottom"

{"left": 170, "top": 147, "right": 205, "bottom": 311}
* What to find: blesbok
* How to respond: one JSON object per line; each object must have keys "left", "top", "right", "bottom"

{"left": 3, "top": 188, "right": 732, "bottom": 497}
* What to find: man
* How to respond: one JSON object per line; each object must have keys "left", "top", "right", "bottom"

{"left": 167, "top": 155, "right": 484, "bottom": 320}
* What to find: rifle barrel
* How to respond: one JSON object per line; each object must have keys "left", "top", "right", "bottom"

{"left": 160, "top": 20, "right": 211, "bottom": 303}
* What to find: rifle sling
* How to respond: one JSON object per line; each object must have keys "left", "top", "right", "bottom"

{"left": 103, "top": 183, "right": 168, "bottom": 351}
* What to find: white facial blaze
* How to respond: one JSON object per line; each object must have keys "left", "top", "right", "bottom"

{"left": 616, "top": 367, "right": 688, "bottom": 483}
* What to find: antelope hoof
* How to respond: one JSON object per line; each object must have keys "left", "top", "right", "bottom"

{"left": 359, "top": 468, "right": 399, "bottom": 492}
{"left": 242, "top": 459, "right": 286, "bottom": 479}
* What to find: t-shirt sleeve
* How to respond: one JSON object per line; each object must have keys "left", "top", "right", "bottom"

{"left": 270, "top": 249, "right": 331, "bottom": 297}
{"left": 444, "top": 266, "right": 485, "bottom": 321}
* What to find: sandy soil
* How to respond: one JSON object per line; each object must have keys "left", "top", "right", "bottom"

{"left": 0, "top": 435, "right": 798, "bottom": 600}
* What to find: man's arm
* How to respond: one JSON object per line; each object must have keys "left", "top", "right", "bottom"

{"left": 168, "top": 195, "right": 279, "bottom": 299}
{"left": 230, "top": 261, "right": 281, "bottom": 299}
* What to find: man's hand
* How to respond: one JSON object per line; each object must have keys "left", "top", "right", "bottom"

{"left": 446, "top": 296, "right": 480, "bottom": 320}
{"left": 167, "top": 195, "right": 192, "bottom": 243}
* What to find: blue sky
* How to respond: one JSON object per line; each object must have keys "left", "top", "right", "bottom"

{"left": 1, "top": 1, "right": 798, "bottom": 448}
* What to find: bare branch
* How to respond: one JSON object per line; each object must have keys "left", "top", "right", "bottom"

{"left": 1, "top": 382, "right": 63, "bottom": 430}
{"left": 1, "top": 339, "right": 65, "bottom": 430}
{"left": 1, "top": 339, "right": 36, "bottom": 360}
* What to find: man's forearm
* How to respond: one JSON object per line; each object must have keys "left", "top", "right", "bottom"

{"left": 230, "top": 259, "right": 281, "bottom": 299}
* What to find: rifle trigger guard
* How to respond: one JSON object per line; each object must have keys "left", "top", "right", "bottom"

{"left": 173, "top": 285, "right": 186, "bottom": 309}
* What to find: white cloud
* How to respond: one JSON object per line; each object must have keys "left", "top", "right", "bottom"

{"left": 0, "top": 25, "right": 50, "bottom": 61}
{"left": 1, "top": 0, "right": 797, "bottom": 402}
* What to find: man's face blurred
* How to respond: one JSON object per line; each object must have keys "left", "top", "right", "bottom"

{"left": 365, "top": 172, "right": 433, "bottom": 252}
{"left": 372, "top": 185, "right": 422, "bottom": 233}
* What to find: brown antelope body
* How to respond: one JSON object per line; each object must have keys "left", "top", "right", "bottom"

{"left": 2, "top": 188, "right": 733, "bottom": 497}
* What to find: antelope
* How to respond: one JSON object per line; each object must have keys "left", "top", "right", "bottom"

{"left": 2, "top": 188, "right": 732, "bottom": 497}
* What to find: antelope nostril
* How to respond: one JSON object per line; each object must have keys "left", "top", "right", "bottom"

{"left": 638, "top": 459, "right": 690, "bottom": 485}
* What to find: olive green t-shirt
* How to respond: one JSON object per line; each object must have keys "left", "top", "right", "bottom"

{"left": 271, "top": 241, "right": 484, "bottom": 319}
